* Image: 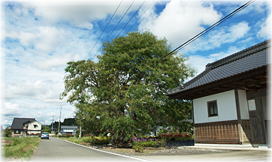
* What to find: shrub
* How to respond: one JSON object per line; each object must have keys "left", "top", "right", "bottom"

{"left": 58, "top": 134, "right": 74, "bottom": 138}
{"left": 133, "top": 140, "right": 165, "bottom": 148}
{"left": 89, "top": 136, "right": 110, "bottom": 145}
{"left": 159, "top": 132, "right": 193, "bottom": 142}
{"left": 132, "top": 145, "right": 144, "bottom": 153}
{"left": 3, "top": 128, "right": 12, "bottom": 137}
{"left": 132, "top": 136, "right": 159, "bottom": 142}
{"left": 65, "top": 136, "right": 110, "bottom": 146}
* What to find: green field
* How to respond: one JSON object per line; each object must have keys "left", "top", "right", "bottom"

{"left": 3, "top": 137, "right": 40, "bottom": 159}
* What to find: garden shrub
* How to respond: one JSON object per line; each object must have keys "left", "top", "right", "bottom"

{"left": 66, "top": 136, "right": 110, "bottom": 146}
{"left": 133, "top": 140, "right": 165, "bottom": 148}
{"left": 132, "top": 145, "right": 144, "bottom": 153}
{"left": 159, "top": 132, "right": 193, "bottom": 142}
{"left": 89, "top": 136, "right": 110, "bottom": 145}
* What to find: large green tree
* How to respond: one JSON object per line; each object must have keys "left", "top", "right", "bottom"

{"left": 62, "top": 32, "right": 193, "bottom": 145}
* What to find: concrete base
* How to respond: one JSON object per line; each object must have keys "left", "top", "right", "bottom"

{"left": 178, "top": 143, "right": 270, "bottom": 151}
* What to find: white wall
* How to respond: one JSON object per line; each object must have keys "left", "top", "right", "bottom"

{"left": 193, "top": 90, "right": 238, "bottom": 124}
{"left": 238, "top": 90, "right": 249, "bottom": 119}
{"left": 27, "top": 121, "right": 42, "bottom": 130}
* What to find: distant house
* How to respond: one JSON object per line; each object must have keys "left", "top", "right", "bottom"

{"left": 168, "top": 41, "right": 269, "bottom": 146}
{"left": 60, "top": 125, "right": 78, "bottom": 135}
{"left": 11, "top": 118, "right": 42, "bottom": 137}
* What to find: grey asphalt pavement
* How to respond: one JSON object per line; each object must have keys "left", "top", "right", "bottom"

{"left": 31, "top": 137, "right": 145, "bottom": 162}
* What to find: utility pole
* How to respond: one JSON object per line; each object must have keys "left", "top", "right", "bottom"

{"left": 79, "top": 124, "right": 82, "bottom": 138}
{"left": 51, "top": 115, "right": 54, "bottom": 133}
{"left": 58, "top": 105, "right": 62, "bottom": 135}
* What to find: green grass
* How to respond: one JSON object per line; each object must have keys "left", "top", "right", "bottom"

{"left": 3, "top": 137, "right": 40, "bottom": 159}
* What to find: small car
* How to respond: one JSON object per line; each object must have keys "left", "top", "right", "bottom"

{"left": 41, "top": 132, "right": 49, "bottom": 139}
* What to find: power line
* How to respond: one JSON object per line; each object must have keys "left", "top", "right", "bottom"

{"left": 90, "top": 0, "right": 123, "bottom": 52}
{"left": 114, "top": 0, "right": 145, "bottom": 38}
{"left": 164, "top": 0, "right": 255, "bottom": 58}
{"left": 125, "top": 1, "right": 150, "bottom": 33}
{"left": 109, "top": 0, "right": 136, "bottom": 40}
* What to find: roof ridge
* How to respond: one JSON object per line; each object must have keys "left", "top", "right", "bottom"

{"left": 206, "top": 40, "right": 269, "bottom": 70}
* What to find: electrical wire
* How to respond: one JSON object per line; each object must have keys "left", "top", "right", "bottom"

{"left": 164, "top": 0, "right": 255, "bottom": 58}
{"left": 114, "top": 0, "right": 145, "bottom": 38}
{"left": 110, "top": 0, "right": 136, "bottom": 39}
{"left": 90, "top": 0, "right": 123, "bottom": 52}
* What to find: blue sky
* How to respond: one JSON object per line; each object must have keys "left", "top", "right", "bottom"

{"left": 1, "top": 0, "right": 271, "bottom": 126}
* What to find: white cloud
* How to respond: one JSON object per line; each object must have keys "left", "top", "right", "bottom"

{"left": 5, "top": 31, "right": 36, "bottom": 46}
{"left": 185, "top": 46, "right": 242, "bottom": 75}
{"left": 258, "top": 14, "right": 271, "bottom": 38}
{"left": 182, "top": 21, "right": 250, "bottom": 53}
{"left": 139, "top": 0, "right": 221, "bottom": 47}
{"left": 3, "top": 102, "right": 21, "bottom": 116}
{"left": 30, "top": 0, "right": 144, "bottom": 28}
{"left": 35, "top": 26, "right": 65, "bottom": 52}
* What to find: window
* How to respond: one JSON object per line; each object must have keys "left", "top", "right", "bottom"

{"left": 15, "top": 130, "right": 20, "bottom": 134}
{"left": 248, "top": 99, "right": 256, "bottom": 111}
{"left": 34, "top": 124, "right": 38, "bottom": 128}
{"left": 207, "top": 100, "right": 218, "bottom": 117}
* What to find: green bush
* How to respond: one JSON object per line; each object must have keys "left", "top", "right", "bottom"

{"left": 90, "top": 136, "right": 110, "bottom": 145}
{"left": 159, "top": 132, "right": 193, "bottom": 142}
{"left": 3, "top": 128, "right": 12, "bottom": 137}
{"left": 58, "top": 134, "right": 74, "bottom": 138}
{"left": 65, "top": 136, "right": 110, "bottom": 146}
{"left": 133, "top": 140, "right": 165, "bottom": 148}
{"left": 132, "top": 145, "right": 144, "bottom": 153}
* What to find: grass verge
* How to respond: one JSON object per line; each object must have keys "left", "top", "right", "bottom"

{"left": 3, "top": 137, "right": 40, "bottom": 159}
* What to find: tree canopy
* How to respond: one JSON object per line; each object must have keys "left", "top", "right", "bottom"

{"left": 62, "top": 32, "right": 193, "bottom": 145}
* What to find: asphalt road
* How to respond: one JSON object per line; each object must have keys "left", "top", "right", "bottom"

{"left": 31, "top": 137, "right": 144, "bottom": 162}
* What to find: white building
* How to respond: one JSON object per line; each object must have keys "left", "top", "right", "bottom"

{"left": 168, "top": 41, "right": 269, "bottom": 146}
{"left": 60, "top": 125, "right": 78, "bottom": 135}
{"left": 11, "top": 118, "right": 42, "bottom": 136}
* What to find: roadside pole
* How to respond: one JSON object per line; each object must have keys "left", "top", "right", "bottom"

{"left": 58, "top": 106, "right": 62, "bottom": 135}
{"left": 79, "top": 125, "right": 82, "bottom": 138}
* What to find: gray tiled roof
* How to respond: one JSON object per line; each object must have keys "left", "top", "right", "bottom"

{"left": 11, "top": 118, "right": 36, "bottom": 129}
{"left": 61, "top": 125, "right": 78, "bottom": 129}
{"left": 168, "top": 41, "right": 269, "bottom": 95}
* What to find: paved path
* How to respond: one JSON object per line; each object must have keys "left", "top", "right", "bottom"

{"left": 135, "top": 149, "right": 270, "bottom": 162}
{"left": 32, "top": 137, "right": 144, "bottom": 162}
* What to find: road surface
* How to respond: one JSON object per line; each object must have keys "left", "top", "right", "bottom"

{"left": 32, "top": 137, "right": 144, "bottom": 162}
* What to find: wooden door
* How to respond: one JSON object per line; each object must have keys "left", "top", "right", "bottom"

{"left": 248, "top": 98, "right": 266, "bottom": 145}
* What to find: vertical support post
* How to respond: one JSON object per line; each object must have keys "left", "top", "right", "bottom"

{"left": 79, "top": 125, "right": 82, "bottom": 138}
{"left": 58, "top": 106, "right": 62, "bottom": 135}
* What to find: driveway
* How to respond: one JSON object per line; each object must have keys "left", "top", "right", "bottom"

{"left": 31, "top": 137, "right": 145, "bottom": 162}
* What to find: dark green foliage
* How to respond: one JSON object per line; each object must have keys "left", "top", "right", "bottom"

{"left": 62, "top": 32, "right": 193, "bottom": 146}
{"left": 64, "top": 136, "right": 110, "bottom": 146}
{"left": 133, "top": 140, "right": 165, "bottom": 147}
{"left": 3, "top": 128, "right": 12, "bottom": 137}
{"left": 159, "top": 132, "right": 193, "bottom": 142}
{"left": 41, "top": 125, "right": 51, "bottom": 132}
{"left": 62, "top": 118, "right": 76, "bottom": 125}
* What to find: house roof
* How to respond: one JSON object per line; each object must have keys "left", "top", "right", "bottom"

{"left": 61, "top": 125, "right": 78, "bottom": 129}
{"left": 168, "top": 40, "right": 269, "bottom": 99}
{"left": 11, "top": 118, "right": 36, "bottom": 129}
